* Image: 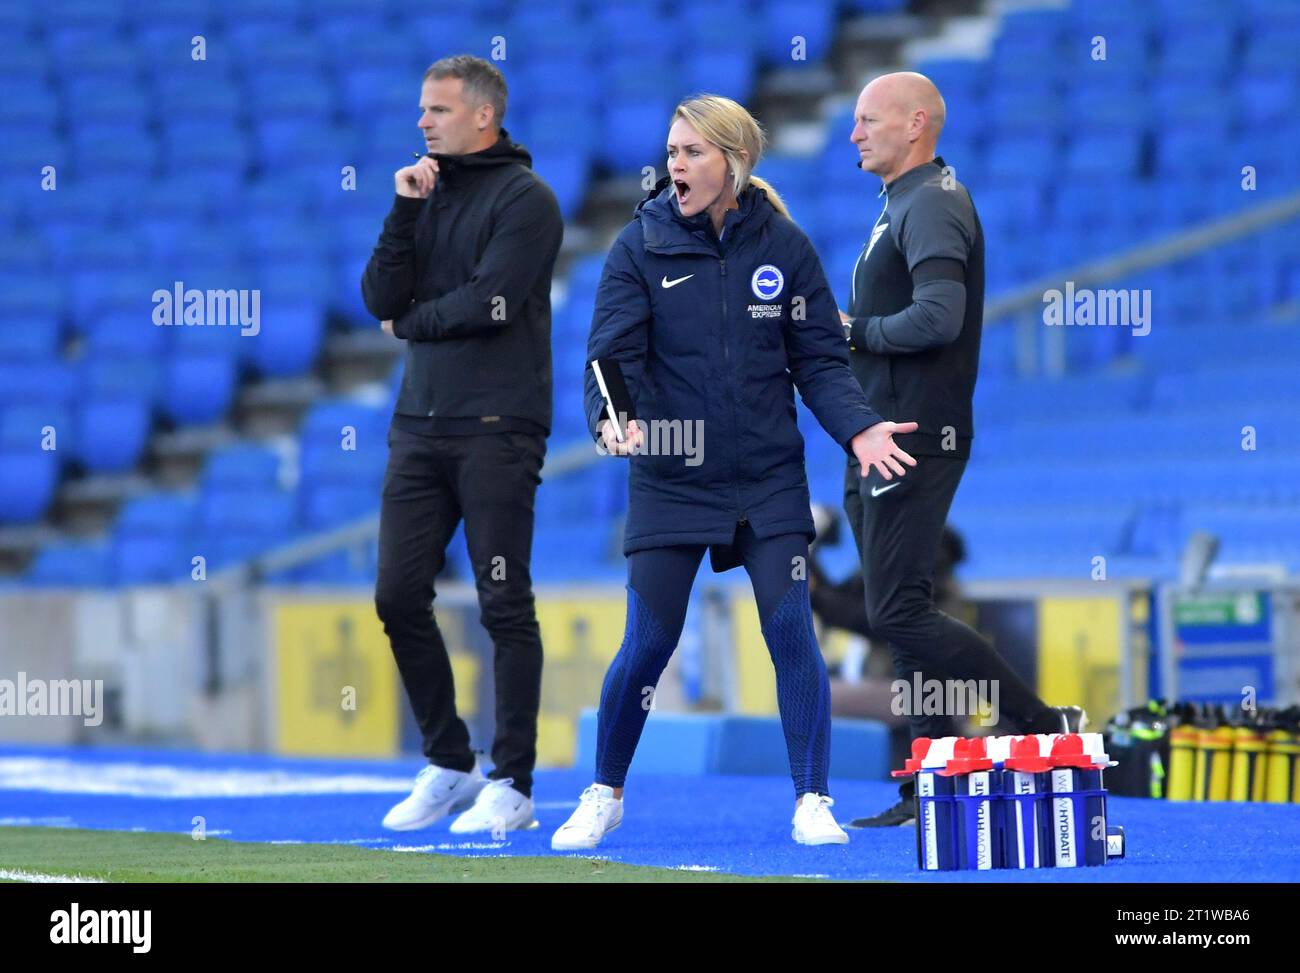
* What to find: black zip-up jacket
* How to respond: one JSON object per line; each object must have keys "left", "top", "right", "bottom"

{"left": 844, "top": 156, "right": 984, "bottom": 459}
{"left": 361, "top": 131, "right": 563, "bottom": 433}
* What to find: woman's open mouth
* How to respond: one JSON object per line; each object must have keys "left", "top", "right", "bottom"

{"left": 674, "top": 180, "right": 691, "bottom": 204}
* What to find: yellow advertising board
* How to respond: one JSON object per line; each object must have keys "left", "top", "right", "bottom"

{"left": 1036, "top": 596, "right": 1122, "bottom": 721}
{"left": 535, "top": 593, "right": 626, "bottom": 765}
{"left": 273, "top": 602, "right": 401, "bottom": 755}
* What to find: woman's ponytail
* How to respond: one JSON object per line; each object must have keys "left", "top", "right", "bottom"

{"left": 746, "top": 174, "right": 790, "bottom": 219}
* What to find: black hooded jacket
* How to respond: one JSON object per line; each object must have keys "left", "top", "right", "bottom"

{"left": 361, "top": 131, "right": 563, "bottom": 434}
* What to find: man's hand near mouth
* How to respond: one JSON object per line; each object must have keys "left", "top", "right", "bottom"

{"left": 396, "top": 156, "right": 439, "bottom": 198}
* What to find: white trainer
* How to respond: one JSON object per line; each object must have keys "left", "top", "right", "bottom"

{"left": 381, "top": 763, "right": 487, "bottom": 831}
{"left": 792, "top": 793, "right": 850, "bottom": 845}
{"left": 550, "top": 784, "right": 623, "bottom": 851}
{"left": 449, "top": 778, "right": 538, "bottom": 835}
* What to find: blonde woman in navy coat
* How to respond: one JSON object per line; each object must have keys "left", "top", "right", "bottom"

{"left": 553, "top": 95, "right": 918, "bottom": 850}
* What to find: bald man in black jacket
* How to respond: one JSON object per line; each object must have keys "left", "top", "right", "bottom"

{"left": 839, "top": 73, "right": 1083, "bottom": 828}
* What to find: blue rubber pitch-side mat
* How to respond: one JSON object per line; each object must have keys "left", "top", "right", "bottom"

{"left": 2, "top": 745, "right": 1298, "bottom": 882}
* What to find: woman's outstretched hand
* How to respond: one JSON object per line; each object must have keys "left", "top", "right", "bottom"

{"left": 850, "top": 421, "right": 919, "bottom": 481}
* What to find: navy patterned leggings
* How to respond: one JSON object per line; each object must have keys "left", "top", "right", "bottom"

{"left": 593, "top": 523, "right": 832, "bottom": 797}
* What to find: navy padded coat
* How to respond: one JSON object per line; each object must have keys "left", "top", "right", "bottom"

{"left": 584, "top": 178, "right": 881, "bottom": 565}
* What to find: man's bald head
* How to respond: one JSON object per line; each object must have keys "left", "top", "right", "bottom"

{"left": 863, "top": 72, "right": 946, "bottom": 136}
{"left": 850, "top": 71, "right": 946, "bottom": 183}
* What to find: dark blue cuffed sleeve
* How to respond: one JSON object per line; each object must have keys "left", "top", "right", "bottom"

{"left": 584, "top": 231, "right": 651, "bottom": 442}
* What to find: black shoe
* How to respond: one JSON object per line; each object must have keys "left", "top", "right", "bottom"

{"left": 1029, "top": 705, "right": 1089, "bottom": 735}
{"left": 846, "top": 795, "right": 916, "bottom": 829}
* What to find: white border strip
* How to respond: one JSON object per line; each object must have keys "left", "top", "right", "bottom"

{"left": 0, "top": 869, "right": 105, "bottom": 884}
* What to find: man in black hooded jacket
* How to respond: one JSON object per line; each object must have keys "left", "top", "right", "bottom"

{"left": 361, "top": 55, "right": 562, "bottom": 835}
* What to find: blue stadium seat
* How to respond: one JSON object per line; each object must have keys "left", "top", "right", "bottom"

{"left": 506, "top": 9, "right": 591, "bottom": 61}
{"left": 913, "top": 58, "right": 987, "bottom": 101}
{"left": 536, "top": 465, "right": 624, "bottom": 528}
{"left": 599, "top": 97, "right": 676, "bottom": 174}
{"left": 1155, "top": 24, "right": 1237, "bottom": 80}
{"left": 0, "top": 130, "right": 66, "bottom": 180}
{"left": 318, "top": 25, "right": 416, "bottom": 69}
{"left": 73, "top": 397, "right": 152, "bottom": 473}
{"left": 108, "top": 486, "right": 201, "bottom": 582}
{"left": 84, "top": 310, "right": 166, "bottom": 358}
{"left": 0, "top": 277, "right": 63, "bottom": 333}
{"left": 0, "top": 404, "right": 71, "bottom": 454}
{"left": 1064, "top": 132, "right": 1142, "bottom": 177}
{"left": 680, "top": 2, "right": 759, "bottom": 50}
{"left": 530, "top": 149, "right": 589, "bottom": 219}
{"left": 216, "top": 0, "right": 301, "bottom": 40}
{"left": 842, "top": 0, "right": 908, "bottom": 11}
{"left": 300, "top": 399, "right": 389, "bottom": 444}
{"left": 112, "top": 533, "right": 195, "bottom": 585}
{"left": 247, "top": 77, "right": 333, "bottom": 135}
{"left": 203, "top": 444, "right": 283, "bottom": 490}
{"left": 1237, "top": 72, "right": 1299, "bottom": 128}
{"left": 593, "top": 5, "right": 679, "bottom": 58}
{"left": 26, "top": 539, "right": 112, "bottom": 586}
{"left": 987, "top": 85, "right": 1065, "bottom": 138}
{"left": 300, "top": 484, "right": 376, "bottom": 529}
{"left": 1243, "top": 0, "right": 1300, "bottom": 25}
{"left": 985, "top": 134, "right": 1058, "bottom": 179}
{"left": 162, "top": 354, "right": 238, "bottom": 426}
{"left": 244, "top": 304, "right": 326, "bottom": 378}
{"left": 0, "top": 85, "right": 57, "bottom": 128}
{"left": 0, "top": 315, "right": 60, "bottom": 359}
{"left": 161, "top": 122, "right": 250, "bottom": 184}
{"left": 0, "top": 450, "right": 60, "bottom": 524}
{"left": 759, "top": 0, "right": 834, "bottom": 66}
{"left": 156, "top": 79, "right": 241, "bottom": 123}
{"left": 1243, "top": 27, "right": 1300, "bottom": 72}
{"left": 201, "top": 487, "right": 297, "bottom": 534}
{"left": 0, "top": 361, "right": 76, "bottom": 406}
{"left": 237, "top": 34, "right": 326, "bottom": 73}
{"left": 50, "top": 37, "right": 140, "bottom": 82}
{"left": 299, "top": 438, "right": 387, "bottom": 490}
{"left": 340, "top": 64, "right": 415, "bottom": 119}
{"left": 531, "top": 523, "right": 621, "bottom": 581}
{"left": 82, "top": 355, "right": 165, "bottom": 406}
{"left": 64, "top": 78, "right": 152, "bottom": 125}
{"left": 117, "top": 491, "right": 199, "bottom": 533}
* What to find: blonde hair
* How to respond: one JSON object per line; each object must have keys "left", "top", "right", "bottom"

{"left": 671, "top": 94, "right": 791, "bottom": 219}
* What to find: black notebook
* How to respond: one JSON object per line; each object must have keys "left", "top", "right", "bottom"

{"left": 589, "top": 358, "right": 637, "bottom": 443}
